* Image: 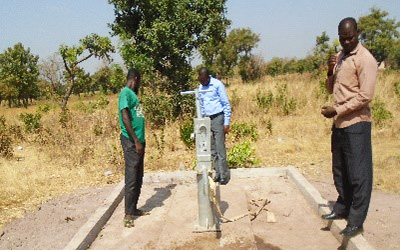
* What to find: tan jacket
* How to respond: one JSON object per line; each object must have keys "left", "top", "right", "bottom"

{"left": 326, "top": 43, "right": 378, "bottom": 128}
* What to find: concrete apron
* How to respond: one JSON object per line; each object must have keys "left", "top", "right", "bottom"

{"left": 64, "top": 167, "right": 374, "bottom": 250}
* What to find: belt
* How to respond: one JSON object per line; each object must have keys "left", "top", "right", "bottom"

{"left": 208, "top": 111, "right": 224, "bottom": 119}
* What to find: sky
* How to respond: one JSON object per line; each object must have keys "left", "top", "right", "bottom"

{"left": 1, "top": 0, "right": 399, "bottom": 72}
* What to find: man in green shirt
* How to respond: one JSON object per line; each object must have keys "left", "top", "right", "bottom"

{"left": 118, "top": 68, "right": 147, "bottom": 228}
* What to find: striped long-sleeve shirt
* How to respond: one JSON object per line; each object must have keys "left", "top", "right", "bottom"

{"left": 198, "top": 76, "right": 231, "bottom": 126}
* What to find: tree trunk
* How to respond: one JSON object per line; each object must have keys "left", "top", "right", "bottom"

{"left": 61, "top": 81, "right": 75, "bottom": 110}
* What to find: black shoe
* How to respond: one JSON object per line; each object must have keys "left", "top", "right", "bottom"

{"left": 340, "top": 225, "right": 364, "bottom": 237}
{"left": 219, "top": 179, "right": 228, "bottom": 185}
{"left": 132, "top": 209, "right": 150, "bottom": 216}
{"left": 321, "top": 211, "right": 346, "bottom": 220}
{"left": 213, "top": 176, "right": 220, "bottom": 183}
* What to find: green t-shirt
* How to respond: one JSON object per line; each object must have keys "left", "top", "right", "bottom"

{"left": 118, "top": 86, "right": 145, "bottom": 144}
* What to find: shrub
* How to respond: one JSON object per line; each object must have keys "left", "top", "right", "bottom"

{"left": 59, "top": 108, "right": 71, "bottom": 128}
{"left": 394, "top": 82, "right": 400, "bottom": 97}
{"left": 73, "top": 98, "right": 105, "bottom": 113}
{"left": 231, "top": 122, "right": 258, "bottom": 142}
{"left": 73, "top": 101, "right": 87, "bottom": 112}
{"left": 142, "top": 90, "right": 173, "bottom": 129}
{"left": 19, "top": 112, "right": 42, "bottom": 133}
{"left": 180, "top": 118, "right": 195, "bottom": 149}
{"left": 317, "top": 77, "right": 329, "bottom": 101}
{"left": 275, "top": 83, "right": 297, "bottom": 115}
{"left": 228, "top": 140, "right": 259, "bottom": 168}
{"left": 230, "top": 89, "right": 240, "bottom": 112}
{"left": 37, "top": 104, "right": 51, "bottom": 114}
{"left": 256, "top": 90, "right": 273, "bottom": 113}
{"left": 85, "top": 102, "right": 98, "bottom": 113}
{"left": 93, "top": 122, "right": 103, "bottom": 136}
{"left": 8, "top": 124, "right": 24, "bottom": 141}
{"left": 372, "top": 99, "right": 393, "bottom": 127}
{"left": 238, "top": 55, "right": 264, "bottom": 82}
{"left": 0, "top": 116, "right": 13, "bottom": 158}
{"left": 34, "top": 127, "right": 54, "bottom": 146}
{"left": 97, "top": 94, "right": 109, "bottom": 109}
{"left": 263, "top": 118, "right": 273, "bottom": 135}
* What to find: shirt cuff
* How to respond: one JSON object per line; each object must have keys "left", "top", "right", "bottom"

{"left": 224, "top": 118, "right": 230, "bottom": 126}
{"left": 334, "top": 105, "right": 346, "bottom": 117}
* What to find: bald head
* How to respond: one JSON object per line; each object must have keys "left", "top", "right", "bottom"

{"left": 198, "top": 67, "right": 210, "bottom": 86}
{"left": 338, "top": 17, "right": 359, "bottom": 54}
{"left": 338, "top": 17, "right": 358, "bottom": 32}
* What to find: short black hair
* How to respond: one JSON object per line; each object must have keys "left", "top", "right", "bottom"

{"left": 338, "top": 17, "right": 358, "bottom": 31}
{"left": 127, "top": 68, "right": 140, "bottom": 81}
{"left": 198, "top": 67, "right": 210, "bottom": 76}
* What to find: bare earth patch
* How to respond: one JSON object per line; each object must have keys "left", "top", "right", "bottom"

{"left": 0, "top": 185, "right": 116, "bottom": 250}
{"left": 309, "top": 175, "right": 400, "bottom": 250}
{"left": 0, "top": 171, "right": 399, "bottom": 250}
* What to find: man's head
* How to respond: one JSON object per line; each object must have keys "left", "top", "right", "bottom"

{"left": 338, "top": 17, "right": 359, "bottom": 54}
{"left": 198, "top": 67, "right": 210, "bottom": 86}
{"left": 126, "top": 68, "right": 141, "bottom": 93}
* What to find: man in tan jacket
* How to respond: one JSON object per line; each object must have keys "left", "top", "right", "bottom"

{"left": 321, "top": 17, "right": 377, "bottom": 237}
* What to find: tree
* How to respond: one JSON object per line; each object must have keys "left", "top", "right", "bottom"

{"left": 238, "top": 55, "right": 264, "bottom": 82}
{"left": 358, "top": 7, "right": 400, "bottom": 64}
{"left": 265, "top": 57, "right": 285, "bottom": 76}
{"left": 213, "top": 28, "right": 260, "bottom": 78}
{"left": 109, "top": 64, "right": 125, "bottom": 93}
{"left": 71, "top": 68, "right": 92, "bottom": 96}
{"left": 388, "top": 39, "right": 400, "bottom": 69}
{"left": 0, "top": 43, "right": 40, "bottom": 107}
{"left": 39, "top": 53, "right": 65, "bottom": 96}
{"left": 59, "top": 33, "right": 114, "bottom": 109}
{"left": 109, "top": 0, "right": 230, "bottom": 117}
{"left": 92, "top": 66, "right": 111, "bottom": 94}
{"left": 92, "top": 63, "right": 125, "bottom": 94}
{"left": 310, "top": 32, "right": 340, "bottom": 70}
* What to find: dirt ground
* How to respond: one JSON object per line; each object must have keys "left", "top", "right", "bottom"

{"left": 309, "top": 174, "right": 400, "bottom": 250}
{"left": 91, "top": 175, "right": 339, "bottom": 250}
{"left": 0, "top": 171, "right": 399, "bottom": 250}
{"left": 0, "top": 185, "right": 116, "bottom": 250}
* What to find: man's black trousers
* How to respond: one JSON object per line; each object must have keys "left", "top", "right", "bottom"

{"left": 331, "top": 121, "right": 373, "bottom": 227}
{"left": 121, "top": 135, "right": 144, "bottom": 216}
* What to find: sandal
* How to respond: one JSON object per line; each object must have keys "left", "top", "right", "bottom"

{"left": 123, "top": 215, "right": 135, "bottom": 228}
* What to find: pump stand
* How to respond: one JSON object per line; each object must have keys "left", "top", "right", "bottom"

{"left": 181, "top": 89, "right": 220, "bottom": 233}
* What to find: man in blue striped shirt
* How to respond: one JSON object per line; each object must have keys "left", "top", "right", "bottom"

{"left": 198, "top": 67, "right": 231, "bottom": 185}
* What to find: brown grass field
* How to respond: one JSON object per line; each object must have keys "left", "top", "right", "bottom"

{"left": 0, "top": 71, "right": 399, "bottom": 229}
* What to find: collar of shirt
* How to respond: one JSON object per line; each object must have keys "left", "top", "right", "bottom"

{"left": 338, "top": 42, "right": 361, "bottom": 61}
{"left": 199, "top": 76, "right": 215, "bottom": 89}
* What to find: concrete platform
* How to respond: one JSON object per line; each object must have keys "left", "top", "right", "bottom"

{"left": 88, "top": 167, "right": 344, "bottom": 250}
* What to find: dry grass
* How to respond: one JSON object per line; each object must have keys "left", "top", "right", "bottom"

{"left": 0, "top": 96, "right": 124, "bottom": 229}
{"left": 0, "top": 71, "right": 399, "bottom": 229}
{"left": 225, "top": 72, "right": 400, "bottom": 192}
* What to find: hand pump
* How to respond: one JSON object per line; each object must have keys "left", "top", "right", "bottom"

{"left": 181, "top": 89, "right": 220, "bottom": 232}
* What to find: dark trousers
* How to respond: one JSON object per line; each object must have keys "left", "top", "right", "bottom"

{"left": 331, "top": 122, "right": 373, "bottom": 227}
{"left": 210, "top": 113, "right": 229, "bottom": 181}
{"left": 121, "top": 135, "right": 144, "bottom": 215}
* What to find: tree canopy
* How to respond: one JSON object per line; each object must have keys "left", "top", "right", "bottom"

{"left": 358, "top": 7, "right": 400, "bottom": 64}
{"left": 201, "top": 28, "right": 260, "bottom": 78}
{"left": 58, "top": 33, "right": 114, "bottom": 109}
{"left": 0, "top": 43, "right": 40, "bottom": 107}
{"left": 109, "top": 0, "right": 230, "bottom": 117}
